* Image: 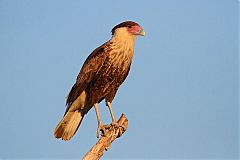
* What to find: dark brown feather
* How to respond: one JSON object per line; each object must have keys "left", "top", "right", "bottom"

{"left": 66, "top": 24, "right": 135, "bottom": 115}
{"left": 85, "top": 52, "right": 132, "bottom": 107}
{"left": 105, "top": 63, "right": 131, "bottom": 103}
{"left": 65, "top": 41, "right": 112, "bottom": 114}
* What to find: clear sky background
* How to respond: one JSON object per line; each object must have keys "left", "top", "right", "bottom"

{"left": 0, "top": 0, "right": 238, "bottom": 159}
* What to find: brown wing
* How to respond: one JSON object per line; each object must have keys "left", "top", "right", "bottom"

{"left": 65, "top": 42, "right": 111, "bottom": 112}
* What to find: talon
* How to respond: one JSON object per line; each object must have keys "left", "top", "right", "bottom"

{"left": 111, "top": 122, "right": 127, "bottom": 131}
{"left": 96, "top": 123, "right": 107, "bottom": 138}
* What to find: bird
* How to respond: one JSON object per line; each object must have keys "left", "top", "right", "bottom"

{"left": 54, "top": 21, "right": 145, "bottom": 141}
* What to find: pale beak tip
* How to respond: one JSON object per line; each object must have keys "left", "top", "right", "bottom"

{"left": 139, "top": 29, "right": 146, "bottom": 36}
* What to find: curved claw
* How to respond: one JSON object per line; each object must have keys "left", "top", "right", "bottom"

{"left": 112, "top": 122, "right": 127, "bottom": 131}
{"left": 96, "top": 123, "right": 107, "bottom": 138}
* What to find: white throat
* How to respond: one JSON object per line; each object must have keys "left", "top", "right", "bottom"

{"left": 108, "top": 28, "right": 137, "bottom": 66}
{"left": 110, "top": 28, "right": 136, "bottom": 56}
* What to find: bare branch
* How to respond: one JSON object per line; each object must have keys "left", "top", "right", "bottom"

{"left": 83, "top": 114, "right": 128, "bottom": 160}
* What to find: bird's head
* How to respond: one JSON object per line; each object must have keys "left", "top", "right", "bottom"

{"left": 111, "top": 21, "right": 145, "bottom": 38}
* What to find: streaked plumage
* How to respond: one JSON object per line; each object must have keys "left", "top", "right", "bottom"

{"left": 54, "top": 21, "right": 145, "bottom": 141}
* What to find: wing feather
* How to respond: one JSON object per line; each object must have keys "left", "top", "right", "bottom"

{"left": 65, "top": 42, "right": 111, "bottom": 112}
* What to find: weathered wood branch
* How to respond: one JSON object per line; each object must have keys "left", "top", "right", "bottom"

{"left": 83, "top": 114, "right": 128, "bottom": 160}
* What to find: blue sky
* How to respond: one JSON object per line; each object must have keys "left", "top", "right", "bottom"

{"left": 0, "top": 0, "right": 238, "bottom": 159}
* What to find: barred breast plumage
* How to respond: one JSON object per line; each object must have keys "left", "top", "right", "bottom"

{"left": 86, "top": 39, "right": 134, "bottom": 107}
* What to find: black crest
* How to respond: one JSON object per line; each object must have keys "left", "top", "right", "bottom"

{"left": 111, "top": 21, "right": 140, "bottom": 35}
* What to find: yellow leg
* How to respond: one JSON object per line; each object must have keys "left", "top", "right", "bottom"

{"left": 106, "top": 102, "right": 117, "bottom": 124}
{"left": 94, "top": 103, "right": 106, "bottom": 138}
{"left": 106, "top": 102, "right": 126, "bottom": 130}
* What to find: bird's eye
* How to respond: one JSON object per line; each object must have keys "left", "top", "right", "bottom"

{"left": 127, "top": 25, "right": 132, "bottom": 28}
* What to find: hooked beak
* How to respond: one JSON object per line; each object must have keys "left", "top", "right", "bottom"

{"left": 138, "top": 28, "right": 145, "bottom": 36}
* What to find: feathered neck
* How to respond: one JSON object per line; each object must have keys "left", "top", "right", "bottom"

{"left": 110, "top": 28, "right": 136, "bottom": 51}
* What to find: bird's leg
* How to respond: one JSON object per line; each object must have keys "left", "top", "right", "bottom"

{"left": 94, "top": 103, "right": 107, "bottom": 138}
{"left": 106, "top": 101, "right": 127, "bottom": 131}
{"left": 106, "top": 102, "right": 117, "bottom": 125}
